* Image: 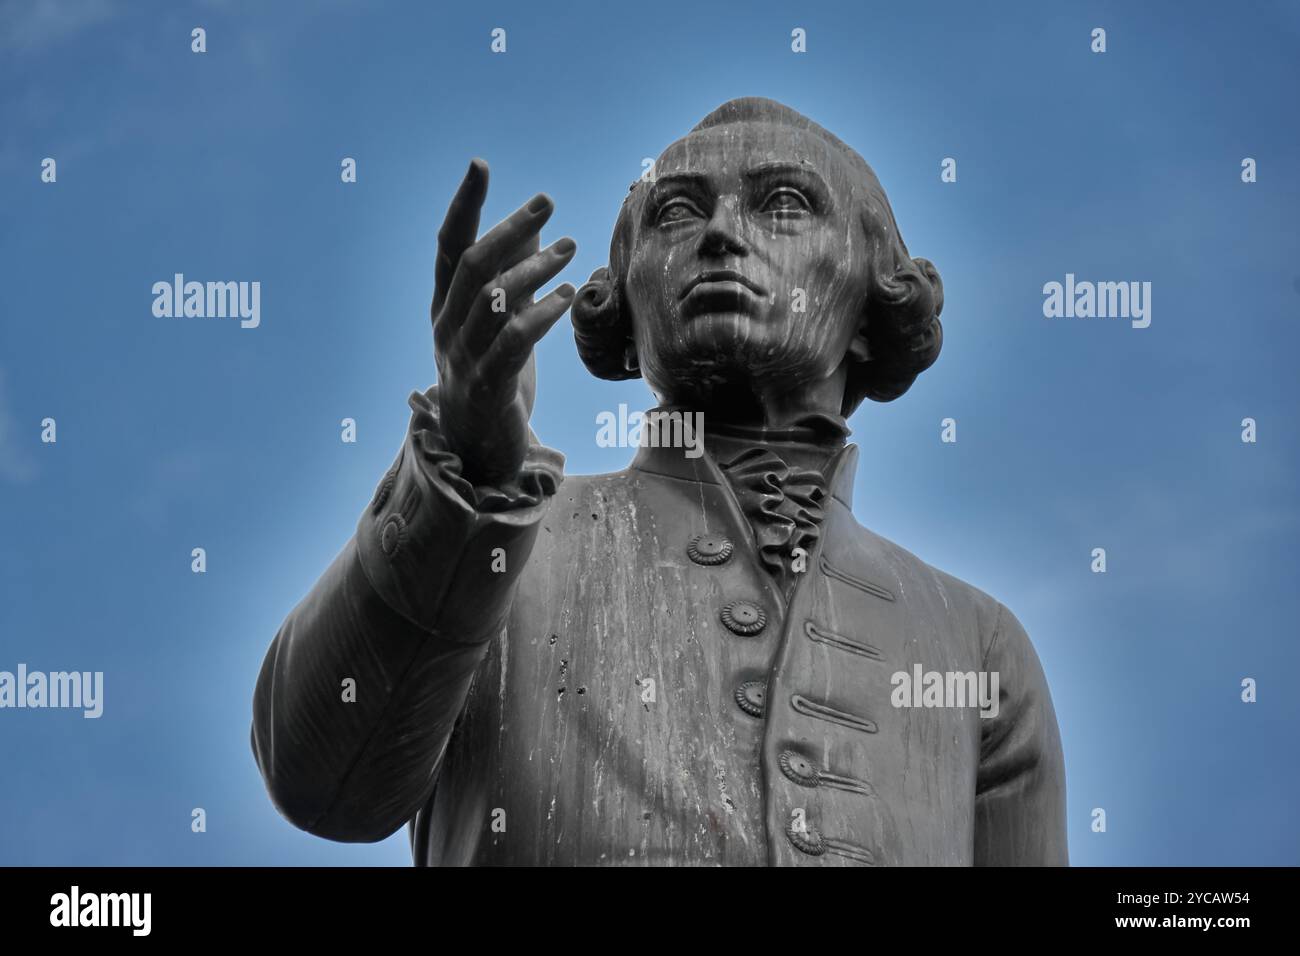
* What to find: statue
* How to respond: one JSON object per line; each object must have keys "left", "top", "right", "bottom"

{"left": 251, "top": 97, "right": 1067, "bottom": 865}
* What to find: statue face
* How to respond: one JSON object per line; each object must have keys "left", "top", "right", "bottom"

{"left": 623, "top": 120, "right": 874, "bottom": 409}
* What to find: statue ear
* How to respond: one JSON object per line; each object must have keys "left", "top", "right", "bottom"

{"left": 847, "top": 309, "right": 871, "bottom": 364}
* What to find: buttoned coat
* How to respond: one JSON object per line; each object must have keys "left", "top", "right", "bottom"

{"left": 251, "top": 387, "right": 1068, "bottom": 865}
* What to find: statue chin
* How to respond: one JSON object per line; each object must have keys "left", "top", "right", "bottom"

{"left": 644, "top": 329, "right": 846, "bottom": 413}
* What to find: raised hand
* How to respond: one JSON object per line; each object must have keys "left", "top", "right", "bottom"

{"left": 431, "top": 159, "right": 577, "bottom": 486}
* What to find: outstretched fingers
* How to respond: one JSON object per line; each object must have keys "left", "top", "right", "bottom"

{"left": 482, "top": 284, "right": 577, "bottom": 380}
{"left": 461, "top": 237, "right": 577, "bottom": 355}
{"left": 438, "top": 192, "right": 555, "bottom": 336}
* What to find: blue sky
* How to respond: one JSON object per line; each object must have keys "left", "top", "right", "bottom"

{"left": 1, "top": 0, "right": 1297, "bottom": 865}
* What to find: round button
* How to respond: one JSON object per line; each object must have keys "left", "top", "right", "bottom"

{"left": 372, "top": 469, "right": 396, "bottom": 512}
{"left": 721, "top": 601, "right": 767, "bottom": 636}
{"left": 380, "top": 514, "right": 406, "bottom": 557}
{"left": 688, "top": 533, "right": 734, "bottom": 566}
{"left": 787, "top": 823, "right": 826, "bottom": 856}
{"left": 779, "top": 750, "right": 819, "bottom": 788}
{"left": 735, "top": 680, "right": 766, "bottom": 717}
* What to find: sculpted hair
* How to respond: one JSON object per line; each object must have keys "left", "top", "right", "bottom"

{"left": 572, "top": 97, "right": 944, "bottom": 413}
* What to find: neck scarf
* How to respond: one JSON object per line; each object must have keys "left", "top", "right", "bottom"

{"left": 709, "top": 414, "right": 848, "bottom": 594}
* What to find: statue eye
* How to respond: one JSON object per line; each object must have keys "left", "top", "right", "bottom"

{"left": 760, "top": 187, "right": 811, "bottom": 215}
{"left": 656, "top": 198, "right": 703, "bottom": 225}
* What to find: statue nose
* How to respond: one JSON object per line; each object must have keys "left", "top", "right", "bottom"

{"left": 700, "top": 201, "right": 749, "bottom": 257}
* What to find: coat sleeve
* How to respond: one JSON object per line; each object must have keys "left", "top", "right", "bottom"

{"left": 250, "top": 385, "right": 563, "bottom": 842}
{"left": 973, "top": 602, "right": 1069, "bottom": 865}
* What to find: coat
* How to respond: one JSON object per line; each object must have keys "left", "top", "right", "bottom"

{"left": 251, "top": 386, "right": 1068, "bottom": 865}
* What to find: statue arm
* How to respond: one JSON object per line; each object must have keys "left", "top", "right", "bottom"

{"left": 973, "top": 603, "right": 1069, "bottom": 865}
{"left": 250, "top": 384, "right": 563, "bottom": 842}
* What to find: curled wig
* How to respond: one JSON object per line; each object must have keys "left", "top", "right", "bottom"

{"left": 572, "top": 98, "right": 944, "bottom": 415}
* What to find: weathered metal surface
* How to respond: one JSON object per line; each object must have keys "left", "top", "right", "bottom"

{"left": 251, "top": 98, "right": 1067, "bottom": 866}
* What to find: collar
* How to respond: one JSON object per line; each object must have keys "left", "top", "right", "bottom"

{"left": 627, "top": 409, "right": 859, "bottom": 511}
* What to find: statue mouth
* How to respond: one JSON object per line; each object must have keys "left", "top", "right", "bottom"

{"left": 680, "top": 269, "right": 768, "bottom": 301}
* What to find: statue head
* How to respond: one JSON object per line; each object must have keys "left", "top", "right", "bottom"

{"left": 572, "top": 97, "right": 944, "bottom": 420}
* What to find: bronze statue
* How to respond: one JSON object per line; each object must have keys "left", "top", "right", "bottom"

{"left": 251, "top": 97, "right": 1067, "bottom": 865}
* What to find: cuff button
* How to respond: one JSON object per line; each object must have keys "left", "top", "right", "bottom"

{"left": 372, "top": 469, "right": 397, "bottom": 512}
{"left": 380, "top": 514, "right": 407, "bottom": 557}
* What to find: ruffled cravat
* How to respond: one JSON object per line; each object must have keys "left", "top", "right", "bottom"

{"left": 709, "top": 413, "right": 847, "bottom": 596}
{"left": 719, "top": 448, "right": 828, "bottom": 586}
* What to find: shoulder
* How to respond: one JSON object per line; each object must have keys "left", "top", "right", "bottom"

{"left": 549, "top": 467, "right": 638, "bottom": 505}
{"left": 841, "top": 514, "right": 1018, "bottom": 658}
{"left": 855, "top": 523, "right": 1052, "bottom": 708}
{"left": 537, "top": 466, "right": 649, "bottom": 537}
{"left": 548, "top": 463, "right": 699, "bottom": 510}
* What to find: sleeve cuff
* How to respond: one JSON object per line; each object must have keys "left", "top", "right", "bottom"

{"left": 355, "top": 384, "right": 564, "bottom": 637}
{"left": 406, "top": 385, "right": 563, "bottom": 513}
